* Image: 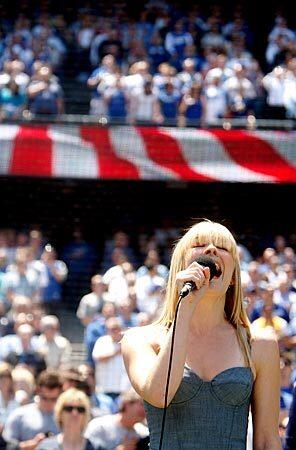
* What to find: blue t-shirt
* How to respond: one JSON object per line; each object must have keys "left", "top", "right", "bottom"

{"left": 0, "top": 88, "right": 26, "bottom": 116}
{"left": 185, "top": 99, "right": 203, "bottom": 120}
{"left": 85, "top": 317, "right": 106, "bottom": 365}
{"left": 108, "top": 90, "right": 126, "bottom": 118}
{"left": 158, "top": 90, "right": 181, "bottom": 118}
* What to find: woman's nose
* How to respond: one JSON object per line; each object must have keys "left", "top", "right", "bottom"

{"left": 203, "top": 244, "right": 217, "bottom": 255}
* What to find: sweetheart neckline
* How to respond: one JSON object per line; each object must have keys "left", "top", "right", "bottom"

{"left": 184, "top": 364, "right": 253, "bottom": 384}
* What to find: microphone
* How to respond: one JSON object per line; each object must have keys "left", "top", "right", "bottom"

{"left": 179, "top": 255, "right": 222, "bottom": 299}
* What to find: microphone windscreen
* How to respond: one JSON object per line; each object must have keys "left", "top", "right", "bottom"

{"left": 194, "top": 255, "right": 221, "bottom": 280}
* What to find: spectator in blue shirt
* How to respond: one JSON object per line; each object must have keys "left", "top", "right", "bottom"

{"left": 83, "top": 301, "right": 117, "bottom": 366}
{"left": 148, "top": 33, "right": 169, "bottom": 73}
{"left": 178, "top": 82, "right": 205, "bottom": 127}
{"left": 39, "top": 245, "right": 68, "bottom": 313}
{"left": 157, "top": 80, "right": 181, "bottom": 124}
{"left": 0, "top": 78, "right": 26, "bottom": 119}
{"left": 165, "top": 19, "right": 193, "bottom": 62}
{"left": 27, "top": 65, "right": 64, "bottom": 115}
{"left": 103, "top": 76, "right": 128, "bottom": 122}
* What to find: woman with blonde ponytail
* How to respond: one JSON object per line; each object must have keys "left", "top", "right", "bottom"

{"left": 122, "top": 220, "right": 281, "bottom": 450}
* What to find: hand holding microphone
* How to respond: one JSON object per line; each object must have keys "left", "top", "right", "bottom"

{"left": 177, "top": 255, "right": 222, "bottom": 300}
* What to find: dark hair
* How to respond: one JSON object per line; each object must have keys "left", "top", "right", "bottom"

{"left": 37, "top": 370, "right": 62, "bottom": 390}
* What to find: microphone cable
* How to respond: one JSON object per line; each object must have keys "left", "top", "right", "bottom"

{"left": 158, "top": 291, "right": 184, "bottom": 450}
{"left": 158, "top": 255, "right": 221, "bottom": 450}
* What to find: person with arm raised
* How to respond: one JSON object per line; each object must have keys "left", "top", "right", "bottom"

{"left": 121, "top": 220, "right": 281, "bottom": 450}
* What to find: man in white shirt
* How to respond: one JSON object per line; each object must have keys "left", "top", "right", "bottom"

{"left": 37, "top": 315, "right": 72, "bottom": 369}
{"left": 92, "top": 317, "right": 130, "bottom": 398}
{"left": 76, "top": 274, "right": 107, "bottom": 326}
{"left": 85, "top": 389, "right": 148, "bottom": 450}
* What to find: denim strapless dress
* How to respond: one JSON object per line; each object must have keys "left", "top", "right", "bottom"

{"left": 144, "top": 366, "right": 254, "bottom": 450}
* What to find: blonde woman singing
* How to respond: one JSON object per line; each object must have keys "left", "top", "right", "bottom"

{"left": 122, "top": 220, "right": 281, "bottom": 450}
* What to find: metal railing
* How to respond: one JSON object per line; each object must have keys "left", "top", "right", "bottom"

{"left": 1, "top": 113, "right": 295, "bottom": 130}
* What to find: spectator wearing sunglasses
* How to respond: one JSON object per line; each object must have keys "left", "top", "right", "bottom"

{"left": 3, "top": 370, "right": 62, "bottom": 450}
{"left": 36, "top": 388, "right": 94, "bottom": 450}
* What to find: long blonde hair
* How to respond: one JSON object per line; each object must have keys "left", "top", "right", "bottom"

{"left": 156, "top": 220, "right": 252, "bottom": 367}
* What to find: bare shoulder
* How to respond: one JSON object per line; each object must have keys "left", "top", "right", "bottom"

{"left": 251, "top": 331, "right": 280, "bottom": 375}
{"left": 121, "top": 324, "right": 167, "bottom": 354}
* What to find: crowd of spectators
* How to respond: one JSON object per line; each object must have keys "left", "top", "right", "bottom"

{"left": 0, "top": 2, "right": 295, "bottom": 122}
{"left": 1, "top": 223, "right": 296, "bottom": 446}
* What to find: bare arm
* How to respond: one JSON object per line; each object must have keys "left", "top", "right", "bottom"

{"left": 122, "top": 263, "right": 210, "bottom": 408}
{"left": 251, "top": 335, "right": 281, "bottom": 450}
{"left": 87, "top": 76, "right": 101, "bottom": 89}
{"left": 27, "top": 82, "right": 47, "bottom": 98}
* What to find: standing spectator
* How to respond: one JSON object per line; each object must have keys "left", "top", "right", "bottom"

{"left": 136, "top": 250, "right": 168, "bottom": 280}
{"left": 129, "top": 80, "right": 162, "bottom": 124}
{"left": 76, "top": 275, "right": 106, "bottom": 326}
{"left": 102, "top": 260, "right": 133, "bottom": 306}
{"left": 3, "top": 249, "right": 40, "bottom": 303}
{"left": 147, "top": 33, "right": 168, "bottom": 74}
{"left": 3, "top": 323, "right": 45, "bottom": 373}
{"left": 153, "top": 63, "right": 179, "bottom": 94}
{"left": 37, "top": 316, "right": 72, "bottom": 370}
{"left": 85, "top": 389, "right": 148, "bottom": 450}
{"left": 103, "top": 75, "right": 128, "bottom": 122}
{"left": 262, "top": 66, "right": 287, "bottom": 119}
{"left": 266, "top": 17, "right": 295, "bottom": 67}
{"left": 177, "top": 58, "right": 202, "bottom": 93}
{"left": 165, "top": 19, "right": 193, "bottom": 69}
{"left": 201, "top": 23, "right": 227, "bottom": 52}
{"left": 87, "top": 54, "right": 117, "bottom": 116}
{"left": 222, "top": 63, "right": 256, "bottom": 117}
{"left": 82, "top": 301, "right": 117, "bottom": 367}
{"left": 3, "top": 370, "right": 62, "bottom": 446}
{"left": 265, "top": 255, "right": 282, "bottom": 285}
{"left": 27, "top": 66, "right": 64, "bottom": 116}
{"left": 102, "top": 232, "right": 136, "bottom": 272}
{"left": 117, "top": 299, "right": 138, "bottom": 330}
{"left": 274, "top": 276, "right": 296, "bottom": 313}
{"left": 36, "top": 388, "right": 95, "bottom": 450}
{"left": 250, "top": 281, "right": 289, "bottom": 323}
{"left": 0, "top": 78, "right": 26, "bottom": 120}
{"left": 39, "top": 246, "right": 68, "bottom": 314}
{"left": 178, "top": 83, "right": 206, "bottom": 127}
{"left": 204, "top": 70, "right": 227, "bottom": 124}
{"left": 135, "top": 263, "right": 165, "bottom": 317}
{"left": 251, "top": 292, "right": 289, "bottom": 340}
{"left": 12, "top": 366, "right": 35, "bottom": 405}
{"left": 0, "top": 363, "right": 19, "bottom": 433}
{"left": 284, "top": 58, "right": 296, "bottom": 119}
{"left": 92, "top": 317, "right": 130, "bottom": 400}
{"left": 157, "top": 80, "right": 181, "bottom": 124}
{"left": 29, "top": 230, "right": 44, "bottom": 261}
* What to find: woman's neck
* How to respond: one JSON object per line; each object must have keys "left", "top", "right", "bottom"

{"left": 61, "top": 428, "right": 84, "bottom": 446}
{"left": 189, "top": 294, "right": 228, "bottom": 335}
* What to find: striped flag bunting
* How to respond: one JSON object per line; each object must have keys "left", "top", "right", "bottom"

{"left": 0, "top": 125, "right": 295, "bottom": 183}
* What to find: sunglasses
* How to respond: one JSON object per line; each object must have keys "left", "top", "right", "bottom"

{"left": 62, "top": 405, "right": 86, "bottom": 414}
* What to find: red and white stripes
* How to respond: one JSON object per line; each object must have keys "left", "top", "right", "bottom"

{"left": 0, "top": 124, "right": 295, "bottom": 182}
